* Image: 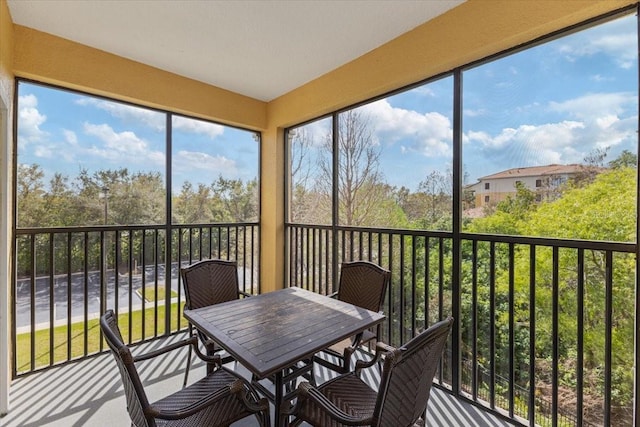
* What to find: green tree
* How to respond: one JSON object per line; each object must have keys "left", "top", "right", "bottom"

{"left": 211, "top": 177, "right": 258, "bottom": 222}
{"left": 173, "top": 182, "right": 213, "bottom": 224}
{"left": 609, "top": 149, "right": 637, "bottom": 170}
{"left": 16, "top": 164, "right": 47, "bottom": 227}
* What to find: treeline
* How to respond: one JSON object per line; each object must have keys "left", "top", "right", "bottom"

{"left": 17, "top": 164, "right": 258, "bottom": 228}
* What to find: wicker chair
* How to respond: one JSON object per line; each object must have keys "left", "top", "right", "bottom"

{"left": 314, "top": 261, "right": 391, "bottom": 374}
{"left": 100, "top": 309, "right": 270, "bottom": 427}
{"left": 181, "top": 259, "right": 251, "bottom": 386}
{"left": 281, "top": 317, "right": 454, "bottom": 427}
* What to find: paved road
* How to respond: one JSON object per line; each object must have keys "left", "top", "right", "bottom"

{"left": 14, "top": 264, "right": 179, "bottom": 329}
{"left": 14, "top": 264, "right": 256, "bottom": 329}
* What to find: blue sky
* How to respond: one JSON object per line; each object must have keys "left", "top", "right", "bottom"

{"left": 18, "top": 13, "right": 637, "bottom": 194}
{"left": 295, "top": 13, "right": 637, "bottom": 191}
{"left": 18, "top": 83, "right": 259, "bottom": 192}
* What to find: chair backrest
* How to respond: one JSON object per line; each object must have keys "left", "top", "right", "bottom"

{"left": 337, "top": 261, "right": 390, "bottom": 313}
{"left": 374, "top": 317, "right": 454, "bottom": 427}
{"left": 100, "top": 309, "right": 154, "bottom": 427}
{"left": 181, "top": 259, "right": 240, "bottom": 310}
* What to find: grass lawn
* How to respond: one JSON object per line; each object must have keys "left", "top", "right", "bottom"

{"left": 16, "top": 302, "right": 186, "bottom": 373}
{"left": 135, "top": 285, "right": 178, "bottom": 302}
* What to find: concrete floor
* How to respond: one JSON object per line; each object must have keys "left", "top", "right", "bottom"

{"left": 1, "top": 333, "right": 514, "bottom": 427}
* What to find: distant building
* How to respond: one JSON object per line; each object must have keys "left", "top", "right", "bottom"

{"left": 466, "top": 164, "right": 588, "bottom": 208}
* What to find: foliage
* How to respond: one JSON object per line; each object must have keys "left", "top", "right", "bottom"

{"left": 523, "top": 167, "right": 635, "bottom": 242}
{"left": 17, "top": 165, "right": 258, "bottom": 228}
{"left": 464, "top": 166, "right": 637, "bottom": 419}
{"left": 608, "top": 149, "right": 637, "bottom": 170}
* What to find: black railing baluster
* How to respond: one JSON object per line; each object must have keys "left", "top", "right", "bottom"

{"left": 552, "top": 246, "right": 559, "bottom": 427}
{"left": 604, "top": 250, "right": 613, "bottom": 427}
{"left": 48, "top": 232, "right": 54, "bottom": 366}
{"left": 66, "top": 232, "right": 72, "bottom": 361}
{"left": 489, "top": 241, "right": 496, "bottom": 409}
{"left": 508, "top": 242, "right": 515, "bottom": 418}
{"left": 128, "top": 230, "right": 134, "bottom": 343}
{"left": 399, "top": 234, "right": 405, "bottom": 344}
{"left": 411, "top": 235, "right": 417, "bottom": 335}
{"left": 284, "top": 223, "right": 636, "bottom": 426}
{"left": 471, "top": 239, "right": 478, "bottom": 400}
{"left": 82, "top": 232, "right": 89, "bottom": 357}
{"left": 529, "top": 245, "right": 536, "bottom": 427}
{"left": 577, "top": 248, "right": 584, "bottom": 427}
{"left": 153, "top": 229, "right": 159, "bottom": 338}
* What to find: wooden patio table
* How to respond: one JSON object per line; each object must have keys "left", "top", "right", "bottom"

{"left": 183, "top": 286, "right": 386, "bottom": 426}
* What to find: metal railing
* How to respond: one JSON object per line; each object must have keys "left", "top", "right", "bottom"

{"left": 286, "top": 223, "right": 636, "bottom": 427}
{"left": 12, "top": 222, "right": 259, "bottom": 376}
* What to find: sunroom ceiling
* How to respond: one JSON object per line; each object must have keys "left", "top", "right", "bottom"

{"left": 6, "top": 0, "right": 465, "bottom": 102}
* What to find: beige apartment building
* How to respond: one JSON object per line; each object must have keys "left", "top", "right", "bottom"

{"left": 466, "top": 164, "right": 587, "bottom": 208}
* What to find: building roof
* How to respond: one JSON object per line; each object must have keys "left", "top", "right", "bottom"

{"left": 478, "top": 164, "right": 585, "bottom": 180}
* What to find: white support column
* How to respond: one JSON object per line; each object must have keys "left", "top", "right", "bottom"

{"left": 0, "top": 93, "right": 11, "bottom": 416}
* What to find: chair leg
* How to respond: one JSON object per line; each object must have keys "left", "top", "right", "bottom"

{"left": 307, "top": 361, "right": 316, "bottom": 386}
{"left": 183, "top": 342, "right": 192, "bottom": 387}
{"left": 183, "top": 326, "right": 195, "bottom": 388}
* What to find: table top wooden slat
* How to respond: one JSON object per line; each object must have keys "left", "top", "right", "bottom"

{"left": 184, "top": 287, "right": 386, "bottom": 379}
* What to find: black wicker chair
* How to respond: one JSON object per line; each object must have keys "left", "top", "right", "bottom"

{"left": 181, "top": 259, "right": 251, "bottom": 386}
{"left": 100, "top": 309, "right": 270, "bottom": 427}
{"left": 313, "top": 261, "right": 391, "bottom": 374}
{"left": 282, "top": 317, "right": 454, "bottom": 427}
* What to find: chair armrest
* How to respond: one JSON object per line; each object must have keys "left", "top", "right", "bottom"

{"left": 230, "top": 379, "right": 269, "bottom": 413}
{"left": 375, "top": 341, "right": 395, "bottom": 353}
{"left": 133, "top": 336, "right": 198, "bottom": 362}
{"left": 354, "top": 341, "right": 394, "bottom": 372}
{"left": 133, "top": 336, "right": 221, "bottom": 367}
{"left": 283, "top": 382, "right": 372, "bottom": 426}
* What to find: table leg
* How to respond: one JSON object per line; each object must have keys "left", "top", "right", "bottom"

{"left": 205, "top": 342, "right": 217, "bottom": 375}
{"left": 274, "top": 370, "right": 284, "bottom": 427}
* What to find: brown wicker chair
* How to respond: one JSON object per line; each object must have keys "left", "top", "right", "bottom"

{"left": 314, "top": 261, "right": 391, "bottom": 374}
{"left": 100, "top": 309, "right": 270, "bottom": 427}
{"left": 181, "top": 259, "right": 251, "bottom": 386}
{"left": 281, "top": 317, "right": 454, "bottom": 427}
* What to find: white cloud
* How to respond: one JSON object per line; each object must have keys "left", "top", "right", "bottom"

{"left": 76, "top": 97, "right": 226, "bottom": 139}
{"left": 548, "top": 92, "right": 635, "bottom": 121}
{"left": 174, "top": 150, "right": 238, "bottom": 176}
{"left": 465, "top": 110, "right": 635, "bottom": 168}
{"left": 18, "top": 94, "right": 48, "bottom": 143}
{"left": 63, "top": 129, "right": 78, "bottom": 145}
{"left": 291, "top": 117, "right": 332, "bottom": 149}
{"left": 33, "top": 145, "right": 53, "bottom": 158}
{"left": 411, "top": 86, "right": 436, "bottom": 97}
{"left": 173, "top": 116, "right": 225, "bottom": 139}
{"left": 556, "top": 20, "right": 637, "bottom": 69}
{"left": 464, "top": 108, "right": 487, "bottom": 118}
{"left": 83, "top": 122, "right": 165, "bottom": 165}
{"left": 590, "top": 74, "right": 613, "bottom": 83}
{"left": 363, "top": 99, "right": 451, "bottom": 157}
{"left": 76, "top": 98, "right": 166, "bottom": 131}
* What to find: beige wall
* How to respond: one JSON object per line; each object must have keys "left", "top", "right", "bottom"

{"left": 1, "top": 0, "right": 636, "bottom": 295}
{"left": 13, "top": 25, "right": 267, "bottom": 130}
